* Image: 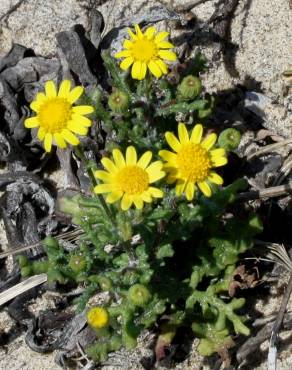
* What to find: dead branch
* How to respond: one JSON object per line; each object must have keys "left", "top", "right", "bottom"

{"left": 236, "top": 182, "right": 292, "bottom": 201}
{"left": 268, "top": 274, "right": 292, "bottom": 370}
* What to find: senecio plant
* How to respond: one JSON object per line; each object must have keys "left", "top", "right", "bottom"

{"left": 20, "top": 24, "right": 261, "bottom": 362}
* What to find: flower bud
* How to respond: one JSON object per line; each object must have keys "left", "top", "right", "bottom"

{"left": 17, "top": 255, "right": 28, "bottom": 268}
{"left": 43, "top": 236, "right": 59, "bottom": 250}
{"left": 108, "top": 90, "right": 130, "bottom": 113}
{"left": 69, "top": 254, "right": 87, "bottom": 273}
{"left": 128, "top": 284, "right": 151, "bottom": 307}
{"left": 177, "top": 75, "right": 202, "bottom": 100}
{"left": 218, "top": 128, "right": 241, "bottom": 151}
{"left": 87, "top": 307, "right": 110, "bottom": 329}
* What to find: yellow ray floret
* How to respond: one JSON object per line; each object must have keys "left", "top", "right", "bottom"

{"left": 159, "top": 123, "right": 228, "bottom": 200}
{"left": 94, "top": 146, "right": 165, "bottom": 211}
{"left": 115, "top": 24, "right": 177, "bottom": 80}
{"left": 24, "top": 80, "right": 94, "bottom": 152}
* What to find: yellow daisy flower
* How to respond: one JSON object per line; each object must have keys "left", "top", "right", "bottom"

{"left": 24, "top": 80, "right": 94, "bottom": 152}
{"left": 159, "top": 123, "right": 228, "bottom": 200}
{"left": 87, "top": 307, "right": 109, "bottom": 329}
{"left": 94, "top": 146, "right": 165, "bottom": 211}
{"left": 115, "top": 24, "right": 177, "bottom": 80}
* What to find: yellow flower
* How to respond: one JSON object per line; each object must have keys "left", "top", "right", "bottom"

{"left": 87, "top": 307, "right": 109, "bottom": 329}
{"left": 24, "top": 80, "right": 94, "bottom": 152}
{"left": 159, "top": 123, "right": 228, "bottom": 200}
{"left": 94, "top": 146, "right": 165, "bottom": 211}
{"left": 115, "top": 24, "right": 177, "bottom": 80}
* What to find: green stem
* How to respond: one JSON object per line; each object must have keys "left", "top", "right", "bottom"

{"left": 74, "top": 145, "right": 117, "bottom": 227}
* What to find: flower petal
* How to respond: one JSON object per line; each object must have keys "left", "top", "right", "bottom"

{"left": 178, "top": 123, "right": 189, "bottom": 145}
{"left": 126, "top": 146, "right": 137, "bottom": 165}
{"left": 67, "top": 121, "right": 88, "bottom": 135}
{"left": 127, "top": 28, "right": 138, "bottom": 40}
{"left": 157, "top": 41, "right": 174, "bottom": 49}
{"left": 165, "top": 132, "right": 182, "bottom": 152}
{"left": 133, "top": 198, "right": 143, "bottom": 209}
{"left": 35, "top": 92, "right": 46, "bottom": 102}
{"left": 158, "top": 50, "right": 177, "bottom": 61}
{"left": 159, "top": 150, "right": 177, "bottom": 164}
{"left": 134, "top": 24, "right": 143, "bottom": 38}
{"left": 142, "top": 192, "right": 152, "bottom": 202}
{"left": 148, "top": 187, "right": 163, "bottom": 198}
{"left": 121, "top": 194, "right": 132, "bottom": 211}
{"left": 106, "top": 191, "right": 123, "bottom": 203}
{"left": 155, "top": 59, "right": 168, "bottom": 74}
{"left": 30, "top": 101, "right": 42, "bottom": 112}
{"left": 113, "top": 148, "right": 126, "bottom": 169}
{"left": 212, "top": 156, "right": 228, "bottom": 167}
{"left": 44, "top": 133, "right": 53, "bottom": 152}
{"left": 72, "top": 105, "right": 94, "bottom": 115}
{"left": 190, "top": 124, "right": 203, "bottom": 144}
{"left": 115, "top": 50, "right": 132, "bottom": 58}
{"left": 131, "top": 61, "right": 142, "bottom": 79}
{"left": 201, "top": 133, "right": 217, "bottom": 150}
{"left": 208, "top": 172, "right": 223, "bottom": 185}
{"left": 53, "top": 132, "right": 67, "bottom": 149}
{"left": 137, "top": 151, "right": 152, "bottom": 169}
{"left": 71, "top": 114, "right": 92, "bottom": 128}
{"left": 61, "top": 129, "right": 80, "bottom": 145}
{"left": 175, "top": 180, "right": 186, "bottom": 196}
{"left": 24, "top": 117, "right": 39, "bottom": 128}
{"left": 210, "top": 148, "right": 226, "bottom": 158}
{"left": 186, "top": 182, "right": 195, "bottom": 201}
{"left": 101, "top": 158, "right": 118, "bottom": 173}
{"left": 155, "top": 31, "right": 169, "bottom": 42}
{"left": 146, "top": 161, "right": 165, "bottom": 183}
{"left": 145, "top": 26, "right": 156, "bottom": 39}
{"left": 123, "top": 39, "right": 133, "bottom": 49}
{"left": 37, "top": 127, "right": 46, "bottom": 141}
{"left": 95, "top": 170, "right": 112, "bottom": 182}
{"left": 94, "top": 184, "right": 114, "bottom": 194}
{"left": 58, "top": 80, "right": 71, "bottom": 97}
{"left": 120, "top": 57, "right": 134, "bottom": 71}
{"left": 148, "top": 60, "right": 162, "bottom": 78}
{"left": 67, "top": 86, "right": 84, "bottom": 103}
{"left": 45, "top": 81, "right": 57, "bottom": 98}
{"left": 198, "top": 181, "right": 212, "bottom": 197}
{"left": 139, "top": 62, "right": 147, "bottom": 80}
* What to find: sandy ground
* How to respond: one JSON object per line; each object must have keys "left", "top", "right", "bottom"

{"left": 0, "top": 0, "right": 291, "bottom": 369}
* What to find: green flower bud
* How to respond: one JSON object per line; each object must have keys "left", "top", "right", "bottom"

{"left": 17, "top": 255, "right": 28, "bottom": 268}
{"left": 108, "top": 90, "right": 130, "bottom": 113}
{"left": 21, "top": 266, "right": 32, "bottom": 277}
{"left": 69, "top": 254, "right": 87, "bottom": 273}
{"left": 218, "top": 128, "right": 241, "bottom": 151}
{"left": 97, "top": 276, "right": 112, "bottom": 291}
{"left": 128, "top": 284, "right": 151, "bottom": 307}
{"left": 177, "top": 75, "right": 202, "bottom": 100}
{"left": 58, "top": 195, "right": 83, "bottom": 221}
{"left": 43, "top": 236, "right": 59, "bottom": 250}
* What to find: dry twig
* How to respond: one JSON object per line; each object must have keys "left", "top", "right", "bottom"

{"left": 0, "top": 274, "right": 47, "bottom": 306}
{"left": 236, "top": 182, "right": 292, "bottom": 201}
{"left": 0, "top": 228, "right": 83, "bottom": 259}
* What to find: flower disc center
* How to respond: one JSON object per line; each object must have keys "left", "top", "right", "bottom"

{"left": 131, "top": 38, "right": 157, "bottom": 62}
{"left": 176, "top": 143, "right": 211, "bottom": 182}
{"left": 38, "top": 98, "right": 72, "bottom": 133}
{"left": 117, "top": 165, "right": 149, "bottom": 195}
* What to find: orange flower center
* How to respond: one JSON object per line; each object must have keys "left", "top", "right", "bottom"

{"left": 176, "top": 143, "right": 211, "bottom": 182}
{"left": 116, "top": 165, "right": 149, "bottom": 195}
{"left": 38, "top": 98, "right": 72, "bottom": 133}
